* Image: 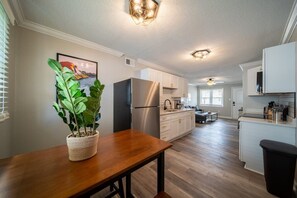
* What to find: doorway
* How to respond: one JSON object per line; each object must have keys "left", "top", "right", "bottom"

{"left": 231, "top": 87, "right": 243, "bottom": 119}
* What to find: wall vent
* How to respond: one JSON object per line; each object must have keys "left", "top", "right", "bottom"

{"left": 125, "top": 57, "right": 135, "bottom": 67}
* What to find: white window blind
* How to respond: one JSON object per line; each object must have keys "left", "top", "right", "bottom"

{"left": 0, "top": 2, "right": 9, "bottom": 122}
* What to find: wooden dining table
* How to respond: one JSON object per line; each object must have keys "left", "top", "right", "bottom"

{"left": 0, "top": 129, "right": 172, "bottom": 197}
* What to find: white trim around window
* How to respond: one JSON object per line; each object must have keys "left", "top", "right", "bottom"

{"left": 200, "top": 88, "right": 224, "bottom": 107}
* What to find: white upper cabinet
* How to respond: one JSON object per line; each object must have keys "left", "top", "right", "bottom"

{"left": 140, "top": 68, "right": 162, "bottom": 83}
{"left": 247, "top": 66, "right": 262, "bottom": 96}
{"left": 162, "top": 72, "right": 178, "bottom": 89}
{"left": 172, "top": 77, "right": 188, "bottom": 97}
{"left": 263, "top": 42, "right": 296, "bottom": 93}
{"left": 183, "top": 79, "right": 188, "bottom": 97}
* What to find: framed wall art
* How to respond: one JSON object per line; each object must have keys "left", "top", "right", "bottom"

{"left": 57, "top": 53, "right": 98, "bottom": 96}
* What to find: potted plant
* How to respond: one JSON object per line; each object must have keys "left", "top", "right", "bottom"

{"left": 47, "top": 58, "right": 105, "bottom": 161}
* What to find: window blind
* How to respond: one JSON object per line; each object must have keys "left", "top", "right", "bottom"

{"left": 0, "top": 2, "right": 9, "bottom": 122}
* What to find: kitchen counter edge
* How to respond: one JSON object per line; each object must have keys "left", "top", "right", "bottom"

{"left": 160, "top": 109, "right": 195, "bottom": 115}
{"left": 238, "top": 117, "right": 296, "bottom": 128}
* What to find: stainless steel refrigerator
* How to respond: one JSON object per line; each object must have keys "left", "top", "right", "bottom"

{"left": 113, "top": 78, "right": 160, "bottom": 138}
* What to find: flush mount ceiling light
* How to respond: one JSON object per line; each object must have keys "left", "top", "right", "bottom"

{"left": 207, "top": 78, "right": 216, "bottom": 86}
{"left": 192, "top": 49, "right": 211, "bottom": 59}
{"left": 129, "top": 0, "right": 159, "bottom": 25}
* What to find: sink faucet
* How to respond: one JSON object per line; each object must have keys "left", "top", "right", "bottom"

{"left": 164, "top": 99, "right": 172, "bottom": 110}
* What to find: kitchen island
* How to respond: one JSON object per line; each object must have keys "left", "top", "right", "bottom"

{"left": 238, "top": 116, "right": 296, "bottom": 174}
{"left": 160, "top": 109, "right": 195, "bottom": 141}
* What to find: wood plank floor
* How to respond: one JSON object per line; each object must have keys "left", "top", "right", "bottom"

{"left": 93, "top": 119, "right": 275, "bottom": 198}
{"left": 131, "top": 119, "right": 275, "bottom": 198}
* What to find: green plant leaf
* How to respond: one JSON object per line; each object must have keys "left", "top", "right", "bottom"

{"left": 48, "top": 58, "right": 62, "bottom": 73}
{"left": 53, "top": 102, "right": 60, "bottom": 112}
{"left": 61, "top": 100, "right": 74, "bottom": 114}
{"left": 74, "top": 97, "right": 88, "bottom": 105}
{"left": 75, "top": 102, "right": 86, "bottom": 114}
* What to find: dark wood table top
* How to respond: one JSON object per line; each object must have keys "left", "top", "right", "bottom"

{"left": 0, "top": 129, "right": 172, "bottom": 197}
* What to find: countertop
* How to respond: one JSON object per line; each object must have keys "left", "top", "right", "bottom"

{"left": 160, "top": 108, "right": 195, "bottom": 115}
{"left": 238, "top": 117, "right": 296, "bottom": 128}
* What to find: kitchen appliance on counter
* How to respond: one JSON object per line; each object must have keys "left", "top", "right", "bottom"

{"left": 173, "top": 99, "right": 183, "bottom": 109}
{"left": 113, "top": 78, "right": 160, "bottom": 138}
{"left": 263, "top": 101, "right": 289, "bottom": 122}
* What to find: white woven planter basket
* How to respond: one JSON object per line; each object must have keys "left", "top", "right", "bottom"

{"left": 66, "top": 131, "right": 99, "bottom": 161}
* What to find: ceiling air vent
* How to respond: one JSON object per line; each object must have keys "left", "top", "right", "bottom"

{"left": 125, "top": 57, "right": 135, "bottom": 67}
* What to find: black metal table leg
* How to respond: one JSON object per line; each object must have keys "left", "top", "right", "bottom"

{"left": 126, "top": 173, "right": 134, "bottom": 198}
{"left": 157, "top": 152, "right": 165, "bottom": 193}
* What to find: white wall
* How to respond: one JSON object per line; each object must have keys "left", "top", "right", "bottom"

{"left": 10, "top": 27, "right": 143, "bottom": 155}
{"left": 197, "top": 83, "right": 242, "bottom": 118}
{"left": 187, "top": 85, "right": 197, "bottom": 106}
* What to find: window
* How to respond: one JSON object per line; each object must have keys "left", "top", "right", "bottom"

{"left": 0, "top": 3, "right": 9, "bottom": 122}
{"left": 200, "top": 88, "right": 224, "bottom": 107}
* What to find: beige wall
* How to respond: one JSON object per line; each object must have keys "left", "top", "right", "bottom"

{"left": 197, "top": 83, "right": 242, "bottom": 118}
{"left": 0, "top": 24, "right": 17, "bottom": 158}
{"left": 10, "top": 26, "right": 143, "bottom": 155}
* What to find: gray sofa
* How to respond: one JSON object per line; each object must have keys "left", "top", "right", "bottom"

{"left": 194, "top": 106, "right": 208, "bottom": 123}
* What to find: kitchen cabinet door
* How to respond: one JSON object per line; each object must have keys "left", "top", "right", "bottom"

{"left": 170, "top": 119, "right": 179, "bottom": 139}
{"left": 172, "top": 77, "right": 189, "bottom": 98}
{"left": 247, "top": 66, "right": 262, "bottom": 96}
{"left": 171, "top": 75, "right": 179, "bottom": 89}
{"left": 140, "top": 68, "right": 162, "bottom": 83}
{"left": 263, "top": 42, "right": 296, "bottom": 93}
{"left": 162, "top": 72, "right": 178, "bottom": 89}
{"left": 185, "top": 114, "right": 192, "bottom": 132}
{"left": 182, "top": 78, "right": 188, "bottom": 97}
{"left": 162, "top": 72, "right": 172, "bottom": 88}
{"left": 178, "top": 117, "right": 186, "bottom": 135}
{"left": 172, "top": 77, "right": 183, "bottom": 97}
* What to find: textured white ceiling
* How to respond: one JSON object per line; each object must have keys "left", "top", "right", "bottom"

{"left": 12, "top": 0, "right": 294, "bottom": 85}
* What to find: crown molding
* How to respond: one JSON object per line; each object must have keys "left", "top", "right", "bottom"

{"left": 281, "top": 0, "right": 297, "bottom": 44}
{"left": 10, "top": 0, "right": 124, "bottom": 57}
{"left": 239, "top": 60, "right": 262, "bottom": 71}
{"left": 136, "top": 58, "right": 182, "bottom": 76}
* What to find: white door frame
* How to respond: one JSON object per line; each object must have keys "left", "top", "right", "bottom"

{"left": 231, "top": 86, "right": 243, "bottom": 119}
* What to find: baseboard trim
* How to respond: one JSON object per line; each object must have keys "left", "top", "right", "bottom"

{"left": 218, "top": 116, "right": 233, "bottom": 120}
{"left": 244, "top": 164, "right": 264, "bottom": 175}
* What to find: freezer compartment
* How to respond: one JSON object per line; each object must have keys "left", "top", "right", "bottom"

{"left": 132, "top": 107, "right": 160, "bottom": 138}
{"left": 131, "top": 78, "right": 160, "bottom": 108}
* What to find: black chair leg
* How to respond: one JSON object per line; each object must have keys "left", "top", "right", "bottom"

{"left": 106, "top": 178, "right": 124, "bottom": 198}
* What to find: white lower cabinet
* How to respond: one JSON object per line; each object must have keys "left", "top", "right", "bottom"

{"left": 239, "top": 121, "right": 295, "bottom": 174}
{"left": 160, "top": 110, "right": 195, "bottom": 141}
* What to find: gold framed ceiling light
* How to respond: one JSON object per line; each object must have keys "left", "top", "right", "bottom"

{"left": 192, "top": 49, "right": 211, "bottom": 59}
{"left": 129, "top": 0, "right": 159, "bottom": 25}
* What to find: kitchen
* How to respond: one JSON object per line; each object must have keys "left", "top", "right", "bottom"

{"left": 1, "top": 0, "right": 297, "bottom": 197}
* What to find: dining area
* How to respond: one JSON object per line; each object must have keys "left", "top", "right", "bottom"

{"left": 0, "top": 129, "right": 172, "bottom": 198}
